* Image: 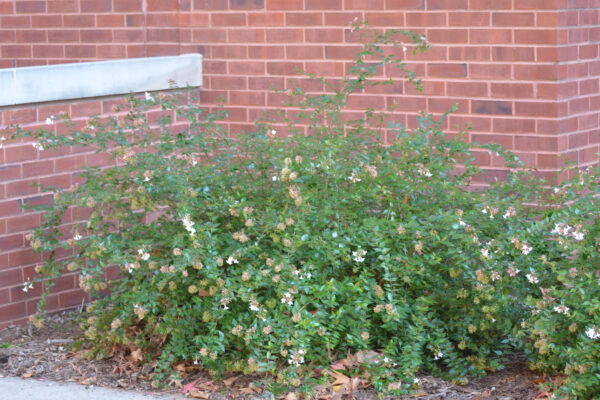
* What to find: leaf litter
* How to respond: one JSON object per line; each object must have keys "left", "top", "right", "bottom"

{"left": 0, "top": 311, "right": 545, "bottom": 399}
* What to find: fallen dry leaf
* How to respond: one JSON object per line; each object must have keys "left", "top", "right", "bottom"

{"left": 223, "top": 376, "right": 238, "bottom": 387}
{"left": 78, "top": 376, "right": 97, "bottom": 386}
{"left": 189, "top": 390, "right": 210, "bottom": 399}
{"left": 286, "top": 392, "right": 298, "bottom": 400}
{"left": 182, "top": 377, "right": 201, "bottom": 394}
{"left": 127, "top": 348, "right": 143, "bottom": 363}
{"left": 21, "top": 372, "right": 33, "bottom": 379}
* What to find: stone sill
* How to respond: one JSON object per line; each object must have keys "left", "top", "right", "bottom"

{"left": 0, "top": 54, "right": 202, "bottom": 107}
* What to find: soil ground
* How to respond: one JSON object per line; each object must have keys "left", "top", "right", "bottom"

{"left": 0, "top": 310, "right": 544, "bottom": 400}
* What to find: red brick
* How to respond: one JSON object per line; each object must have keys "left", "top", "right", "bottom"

{"left": 515, "top": 0, "right": 564, "bottom": 10}
{"left": 492, "top": 118, "right": 535, "bottom": 135}
{"left": 230, "top": 91, "right": 266, "bottom": 106}
{"left": 0, "top": 200, "right": 20, "bottom": 216}
{"left": 427, "top": 0, "right": 468, "bottom": 9}
{"left": 406, "top": 11, "right": 445, "bottom": 26}
{"left": 147, "top": 0, "right": 178, "bottom": 11}
{"left": 231, "top": 0, "right": 264, "bottom": 9}
{"left": 447, "top": 82, "right": 488, "bottom": 97}
{"left": 514, "top": 65, "right": 558, "bottom": 81}
{"left": 472, "top": 100, "right": 513, "bottom": 115}
{"left": 306, "top": 28, "right": 343, "bottom": 42}
{"left": 48, "top": 30, "right": 79, "bottom": 42}
{"left": 387, "top": 0, "right": 424, "bottom": 9}
{"left": 0, "top": 234, "right": 23, "bottom": 251}
{"left": 0, "top": 165, "right": 21, "bottom": 182}
{"left": 515, "top": 102, "right": 559, "bottom": 118}
{"left": 428, "top": 63, "right": 467, "bottom": 78}
{"left": 248, "top": 44, "right": 284, "bottom": 58}
{"left": 492, "top": 47, "right": 534, "bottom": 62}
{"left": 22, "top": 160, "right": 53, "bottom": 178}
{"left": 491, "top": 83, "right": 534, "bottom": 99}
{"left": 64, "top": 14, "right": 95, "bottom": 27}
{"left": 266, "top": 28, "right": 303, "bottom": 42}
{"left": 285, "top": 45, "right": 323, "bottom": 59}
{"left": 286, "top": 12, "right": 323, "bottom": 26}
{"left": 228, "top": 28, "right": 264, "bottom": 43}
{"left": 194, "top": 0, "right": 228, "bottom": 9}
{"left": 97, "top": 15, "right": 125, "bottom": 27}
{"left": 15, "top": 1, "right": 45, "bottom": 13}
{"left": 492, "top": 12, "right": 535, "bottom": 27}
{"left": 228, "top": 60, "right": 265, "bottom": 74}
{"left": 0, "top": 302, "right": 26, "bottom": 321}
{"left": 267, "top": 0, "right": 303, "bottom": 10}
{"left": 470, "top": 28, "right": 512, "bottom": 44}
{"left": 1, "top": 16, "right": 30, "bottom": 28}
{"left": 305, "top": 61, "right": 344, "bottom": 76}
{"left": 212, "top": 13, "right": 246, "bottom": 26}
{"left": 31, "top": 15, "right": 62, "bottom": 28}
{"left": 6, "top": 213, "right": 40, "bottom": 233}
{"left": 81, "top": 29, "right": 113, "bottom": 43}
{"left": 515, "top": 29, "right": 563, "bottom": 45}
{"left": 449, "top": 12, "right": 489, "bottom": 26}
{"left": 470, "top": 64, "right": 511, "bottom": 79}
{"left": 46, "top": 0, "right": 77, "bottom": 12}
{"left": 80, "top": 0, "right": 111, "bottom": 12}
{"left": 306, "top": 0, "right": 342, "bottom": 8}
{"left": 4, "top": 145, "right": 36, "bottom": 163}
{"left": 0, "top": 1, "right": 14, "bottom": 13}
{"left": 428, "top": 97, "right": 469, "bottom": 113}
{"left": 2, "top": 44, "right": 31, "bottom": 58}
{"left": 249, "top": 12, "right": 284, "bottom": 26}
{"left": 449, "top": 46, "right": 490, "bottom": 61}
{"left": 267, "top": 61, "right": 303, "bottom": 75}
{"left": 427, "top": 29, "right": 468, "bottom": 44}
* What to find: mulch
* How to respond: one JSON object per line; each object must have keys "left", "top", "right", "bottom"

{"left": 0, "top": 310, "right": 544, "bottom": 399}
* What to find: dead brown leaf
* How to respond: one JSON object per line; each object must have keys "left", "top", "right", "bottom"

{"left": 223, "top": 376, "right": 238, "bottom": 387}
{"left": 189, "top": 390, "right": 210, "bottom": 399}
{"left": 127, "top": 348, "right": 143, "bottom": 363}
{"left": 21, "top": 372, "right": 34, "bottom": 379}
{"left": 285, "top": 392, "right": 298, "bottom": 400}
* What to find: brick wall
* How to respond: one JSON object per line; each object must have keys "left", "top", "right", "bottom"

{"left": 0, "top": 0, "right": 599, "bottom": 326}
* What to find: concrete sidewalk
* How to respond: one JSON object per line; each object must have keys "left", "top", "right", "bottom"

{"left": 0, "top": 376, "right": 187, "bottom": 400}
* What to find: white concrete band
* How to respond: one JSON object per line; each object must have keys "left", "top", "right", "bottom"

{"left": 0, "top": 54, "right": 203, "bottom": 107}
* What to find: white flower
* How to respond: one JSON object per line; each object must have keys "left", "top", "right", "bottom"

{"left": 551, "top": 223, "right": 572, "bottom": 236}
{"left": 32, "top": 142, "right": 44, "bottom": 151}
{"left": 433, "top": 351, "right": 443, "bottom": 360}
{"left": 281, "top": 292, "right": 293, "bottom": 306}
{"left": 526, "top": 273, "right": 539, "bottom": 285}
{"left": 585, "top": 326, "right": 600, "bottom": 340}
{"left": 22, "top": 281, "right": 34, "bottom": 292}
{"left": 352, "top": 248, "right": 366, "bottom": 263}
{"left": 383, "top": 357, "right": 390, "bottom": 363}
{"left": 226, "top": 256, "right": 239, "bottom": 265}
{"left": 145, "top": 92, "right": 154, "bottom": 101}
{"left": 413, "top": 377, "right": 420, "bottom": 384}
{"left": 182, "top": 214, "right": 196, "bottom": 236}
{"left": 125, "top": 263, "right": 136, "bottom": 273}
{"left": 270, "top": 129, "right": 276, "bottom": 136}
{"left": 521, "top": 243, "right": 532, "bottom": 255}
{"left": 481, "top": 248, "right": 490, "bottom": 259}
{"left": 553, "top": 305, "right": 570, "bottom": 315}
{"left": 272, "top": 175, "right": 278, "bottom": 181}
{"left": 348, "top": 172, "right": 361, "bottom": 182}
{"left": 73, "top": 233, "right": 82, "bottom": 241}
{"left": 138, "top": 248, "right": 150, "bottom": 261}
{"left": 573, "top": 231, "right": 584, "bottom": 241}
{"left": 458, "top": 220, "right": 466, "bottom": 226}
{"left": 45, "top": 115, "right": 55, "bottom": 125}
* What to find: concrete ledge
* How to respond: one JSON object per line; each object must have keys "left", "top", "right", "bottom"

{"left": 0, "top": 54, "right": 202, "bottom": 107}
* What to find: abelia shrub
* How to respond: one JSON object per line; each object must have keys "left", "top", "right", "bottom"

{"left": 7, "top": 24, "right": 600, "bottom": 398}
